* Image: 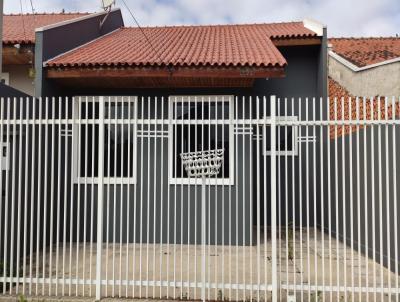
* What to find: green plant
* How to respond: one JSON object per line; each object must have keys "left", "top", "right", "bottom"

{"left": 217, "top": 289, "right": 223, "bottom": 301}
{"left": 18, "top": 294, "right": 28, "bottom": 302}
{"left": 287, "top": 222, "right": 294, "bottom": 261}
{"left": 310, "top": 291, "right": 322, "bottom": 302}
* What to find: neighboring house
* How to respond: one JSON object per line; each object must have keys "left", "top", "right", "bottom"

{"left": 328, "top": 37, "right": 400, "bottom": 97}
{"left": 2, "top": 12, "right": 90, "bottom": 96}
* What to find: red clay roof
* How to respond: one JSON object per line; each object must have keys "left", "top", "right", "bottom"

{"left": 329, "top": 37, "right": 400, "bottom": 67}
{"left": 3, "top": 13, "right": 90, "bottom": 45}
{"left": 46, "top": 22, "right": 317, "bottom": 68}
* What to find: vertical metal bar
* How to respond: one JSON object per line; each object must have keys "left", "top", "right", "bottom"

{"left": 36, "top": 97, "right": 43, "bottom": 295}
{"left": 263, "top": 96, "right": 268, "bottom": 301}
{"left": 356, "top": 97, "right": 361, "bottom": 302}
{"left": 9, "top": 98, "right": 16, "bottom": 295}
{"left": 235, "top": 96, "right": 239, "bottom": 302}
{"left": 277, "top": 98, "right": 281, "bottom": 301}
{"left": 201, "top": 174, "right": 206, "bottom": 302}
{"left": 270, "top": 95, "right": 278, "bottom": 302}
{"left": 0, "top": 98, "right": 4, "bottom": 294}
{"left": 392, "top": 97, "right": 398, "bottom": 302}
{"left": 15, "top": 97, "right": 23, "bottom": 294}
{"left": 105, "top": 97, "right": 111, "bottom": 296}
{"left": 241, "top": 96, "right": 246, "bottom": 301}
{"left": 312, "top": 97, "right": 318, "bottom": 301}
{"left": 75, "top": 97, "right": 82, "bottom": 296}
{"left": 62, "top": 97, "right": 68, "bottom": 296}
{"left": 370, "top": 97, "right": 377, "bottom": 302}
{"left": 132, "top": 97, "right": 139, "bottom": 298}
{"left": 95, "top": 96, "right": 105, "bottom": 301}
{"left": 139, "top": 97, "right": 144, "bottom": 298}
{"left": 377, "top": 98, "right": 384, "bottom": 302}
{"left": 41, "top": 97, "right": 49, "bottom": 296}
{"left": 90, "top": 97, "right": 96, "bottom": 295}
{"left": 22, "top": 97, "right": 30, "bottom": 295}
{"left": 48, "top": 97, "right": 56, "bottom": 295}
{"left": 319, "top": 96, "right": 325, "bottom": 302}
{"left": 384, "top": 97, "right": 391, "bottom": 302}
{"left": 119, "top": 97, "right": 125, "bottom": 297}
{"left": 112, "top": 97, "right": 117, "bottom": 297}
{"left": 256, "top": 96, "right": 261, "bottom": 302}
{"left": 349, "top": 96, "right": 355, "bottom": 302}
{"left": 284, "top": 98, "right": 289, "bottom": 300}
{"left": 249, "top": 96, "right": 253, "bottom": 302}
{"left": 180, "top": 97, "right": 184, "bottom": 300}
{"left": 125, "top": 96, "right": 132, "bottom": 298}
{"left": 69, "top": 97, "right": 76, "bottom": 296}
{"left": 214, "top": 96, "right": 218, "bottom": 301}
{"left": 159, "top": 96, "right": 164, "bottom": 299}
{"left": 166, "top": 96, "right": 171, "bottom": 299}
{"left": 299, "top": 97, "right": 303, "bottom": 302}
{"left": 82, "top": 97, "right": 89, "bottom": 296}
{"left": 363, "top": 97, "right": 369, "bottom": 302}
{"left": 186, "top": 96, "right": 191, "bottom": 299}
{"left": 334, "top": 97, "right": 339, "bottom": 301}
{"left": 305, "top": 97, "right": 310, "bottom": 301}
{"left": 152, "top": 96, "right": 158, "bottom": 299}
{"left": 292, "top": 98, "right": 297, "bottom": 300}
{"left": 327, "top": 97, "right": 332, "bottom": 302}
{"left": 55, "top": 97, "right": 62, "bottom": 296}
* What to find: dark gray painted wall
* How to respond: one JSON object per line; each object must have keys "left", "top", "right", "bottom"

{"left": 35, "top": 9, "right": 124, "bottom": 97}
{"left": 0, "top": 83, "right": 30, "bottom": 98}
{"left": 321, "top": 124, "right": 400, "bottom": 273}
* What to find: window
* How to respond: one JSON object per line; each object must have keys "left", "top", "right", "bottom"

{"left": 72, "top": 96, "right": 137, "bottom": 184}
{"left": 169, "top": 96, "right": 234, "bottom": 185}
{"left": 264, "top": 116, "right": 298, "bottom": 156}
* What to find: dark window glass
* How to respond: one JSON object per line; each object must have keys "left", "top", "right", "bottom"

{"left": 265, "top": 126, "right": 295, "bottom": 152}
{"left": 174, "top": 101, "right": 229, "bottom": 120}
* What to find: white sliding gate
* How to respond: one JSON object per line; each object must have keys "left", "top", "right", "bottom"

{"left": 0, "top": 95, "right": 399, "bottom": 301}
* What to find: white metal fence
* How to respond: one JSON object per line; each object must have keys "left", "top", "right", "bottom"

{"left": 0, "top": 95, "right": 399, "bottom": 301}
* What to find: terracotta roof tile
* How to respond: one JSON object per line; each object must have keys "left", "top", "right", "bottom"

{"left": 329, "top": 37, "right": 400, "bottom": 67}
{"left": 46, "top": 22, "right": 317, "bottom": 68}
{"left": 3, "top": 13, "right": 90, "bottom": 44}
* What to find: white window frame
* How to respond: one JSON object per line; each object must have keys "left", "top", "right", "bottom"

{"left": 168, "top": 95, "right": 235, "bottom": 186}
{"left": 72, "top": 96, "right": 137, "bottom": 184}
{"left": 263, "top": 115, "right": 299, "bottom": 156}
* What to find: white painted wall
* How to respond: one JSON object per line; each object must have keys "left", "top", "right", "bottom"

{"left": 3, "top": 65, "right": 35, "bottom": 96}
{"left": 329, "top": 55, "right": 400, "bottom": 97}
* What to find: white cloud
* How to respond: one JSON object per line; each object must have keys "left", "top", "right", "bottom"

{"left": 4, "top": 0, "right": 400, "bottom": 37}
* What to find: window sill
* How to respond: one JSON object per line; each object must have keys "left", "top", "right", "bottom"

{"left": 169, "top": 177, "right": 234, "bottom": 186}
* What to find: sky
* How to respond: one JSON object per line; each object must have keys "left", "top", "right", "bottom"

{"left": 4, "top": 0, "right": 400, "bottom": 37}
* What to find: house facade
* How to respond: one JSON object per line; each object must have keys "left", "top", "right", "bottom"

{"left": 22, "top": 11, "right": 327, "bottom": 246}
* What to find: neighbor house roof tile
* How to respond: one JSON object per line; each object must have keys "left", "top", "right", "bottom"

{"left": 3, "top": 13, "right": 90, "bottom": 44}
{"left": 329, "top": 37, "right": 400, "bottom": 67}
{"left": 46, "top": 22, "right": 317, "bottom": 68}
{"left": 329, "top": 77, "right": 400, "bottom": 139}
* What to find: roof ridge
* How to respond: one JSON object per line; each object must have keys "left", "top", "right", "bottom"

{"left": 329, "top": 37, "right": 400, "bottom": 40}
{"left": 5, "top": 12, "right": 91, "bottom": 16}
{"left": 120, "top": 20, "right": 304, "bottom": 30}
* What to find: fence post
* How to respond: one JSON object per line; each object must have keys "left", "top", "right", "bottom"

{"left": 270, "top": 95, "right": 278, "bottom": 302}
{"left": 96, "top": 96, "right": 105, "bottom": 300}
